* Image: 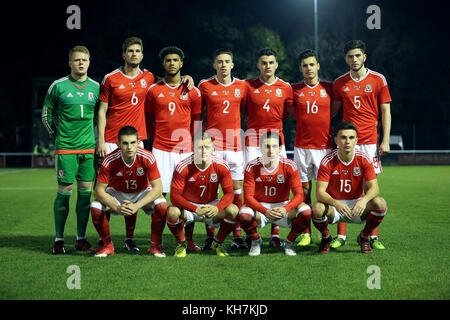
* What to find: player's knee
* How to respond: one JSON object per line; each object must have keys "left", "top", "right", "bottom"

{"left": 167, "top": 206, "right": 181, "bottom": 219}
{"left": 312, "top": 202, "right": 326, "bottom": 219}
{"left": 238, "top": 207, "right": 254, "bottom": 224}
{"left": 90, "top": 201, "right": 104, "bottom": 220}
{"left": 370, "top": 196, "right": 387, "bottom": 211}
{"left": 225, "top": 203, "right": 239, "bottom": 218}
{"left": 297, "top": 204, "right": 312, "bottom": 221}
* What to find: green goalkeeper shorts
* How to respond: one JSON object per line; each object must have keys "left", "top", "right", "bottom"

{"left": 55, "top": 153, "right": 95, "bottom": 185}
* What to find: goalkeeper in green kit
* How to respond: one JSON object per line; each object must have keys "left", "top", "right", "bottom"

{"left": 41, "top": 46, "right": 99, "bottom": 254}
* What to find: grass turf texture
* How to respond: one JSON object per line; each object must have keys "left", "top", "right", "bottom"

{"left": 0, "top": 166, "right": 449, "bottom": 300}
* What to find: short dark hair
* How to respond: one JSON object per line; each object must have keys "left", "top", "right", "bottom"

{"left": 159, "top": 46, "right": 185, "bottom": 62}
{"left": 260, "top": 130, "right": 282, "bottom": 147}
{"left": 214, "top": 48, "right": 233, "bottom": 60}
{"left": 118, "top": 126, "right": 139, "bottom": 141}
{"left": 298, "top": 49, "right": 319, "bottom": 64}
{"left": 334, "top": 121, "right": 358, "bottom": 136}
{"left": 258, "top": 48, "right": 277, "bottom": 59}
{"left": 122, "top": 37, "right": 143, "bottom": 53}
{"left": 343, "top": 40, "right": 366, "bottom": 55}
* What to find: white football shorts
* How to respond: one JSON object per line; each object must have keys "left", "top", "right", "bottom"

{"left": 152, "top": 147, "right": 192, "bottom": 193}
{"left": 214, "top": 150, "right": 244, "bottom": 180}
{"left": 293, "top": 147, "right": 331, "bottom": 182}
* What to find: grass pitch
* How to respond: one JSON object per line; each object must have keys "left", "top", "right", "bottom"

{"left": 0, "top": 166, "right": 449, "bottom": 300}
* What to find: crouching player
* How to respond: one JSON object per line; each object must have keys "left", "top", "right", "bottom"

{"left": 166, "top": 131, "right": 239, "bottom": 257}
{"left": 312, "top": 122, "right": 387, "bottom": 254}
{"left": 90, "top": 126, "right": 168, "bottom": 257}
{"left": 239, "top": 131, "right": 311, "bottom": 256}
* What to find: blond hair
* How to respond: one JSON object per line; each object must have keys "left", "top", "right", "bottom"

{"left": 69, "top": 45, "right": 90, "bottom": 60}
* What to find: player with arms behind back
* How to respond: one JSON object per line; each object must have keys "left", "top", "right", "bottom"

{"left": 312, "top": 122, "right": 388, "bottom": 254}
{"left": 244, "top": 48, "right": 294, "bottom": 247}
{"left": 198, "top": 48, "right": 248, "bottom": 250}
{"left": 42, "top": 45, "right": 99, "bottom": 254}
{"left": 239, "top": 131, "right": 311, "bottom": 256}
{"left": 331, "top": 40, "right": 392, "bottom": 249}
{"left": 166, "top": 131, "right": 239, "bottom": 257}
{"left": 90, "top": 126, "right": 168, "bottom": 258}
{"left": 288, "top": 49, "right": 333, "bottom": 247}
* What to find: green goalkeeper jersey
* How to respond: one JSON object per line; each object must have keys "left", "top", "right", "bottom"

{"left": 42, "top": 75, "right": 99, "bottom": 154}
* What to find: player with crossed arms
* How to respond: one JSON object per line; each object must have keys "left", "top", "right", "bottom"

{"left": 166, "top": 131, "right": 239, "bottom": 257}
{"left": 312, "top": 121, "right": 388, "bottom": 254}
{"left": 239, "top": 131, "right": 311, "bottom": 256}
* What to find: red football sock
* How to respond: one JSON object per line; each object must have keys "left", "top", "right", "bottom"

{"left": 167, "top": 217, "right": 185, "bottom": 242}
{"left": 362, "top": 210, "right": 386, "bottom": 239}
{"left": 239, "top": 213, "right": 259, "bottom": 241}
{"left": 125, "top": 214, "right": 137, "bottom": 239}
{"left": 287, "top": 208, "right": 311, "bottom": 242}
{"left": 302, "top": 182, "right": 312, "bottom": 206}
{"left": 151, "top": 201, "right": 167, "bottom": 245}
{"left": 312, "top": 216, "right": 329, "bottom": 237}
{"left": 271, "top": 224, "right": 280, "bottom": 237}
{"left": 184, "top": 222, "right": 194, "bottom": 241}
{"left": 91, "top": 205, "right": 111, "bottom": 244}
{"left": 216, "top": 217, "right": 237, "bottom": 243}
{"left": 371, "top": 226, "right": 379, "bottom": 237}
{"left": 205, "top": 224, "right": 215, "bottom": 238}
{"left": 233, "top": 222, "right": 242, "bottom": 238}
{"left": 337, "top": 222, "right": 347, "bottom": 237}
{"left": 232, "top": 192, "right": 243, "bottom": 238}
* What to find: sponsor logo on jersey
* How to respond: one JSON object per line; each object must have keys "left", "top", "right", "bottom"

{"left": 189, "top": 177, "right": 196, "bottom": 182}
{"left": 126, "top": 170, "right": 133, "bottom": 176}
{"left": 320, "top": 89, "right": 327, "bottom": 97}
{"left": 255, "top": 177, "right": 262, "bottom": 182}
{"left": 199, "top": 175, "right": 206, "bottom": 181}
{"left": 222, "top": 90, "right": 229, "bottom": 95}
{"left": 137, "top": 167, "right": 144, "bottom": 176}
{"left": 276, "top": 88, "right": 282, "bottom": 97}
{"left": 354, "top": 86, "right": 360, "bottom": 90}
{"left": 276, "top": 174, "right": 284, "bottom": 183}
{"left": 140, "top": 79, "right": 147, "bottom": 88}
{"left": 298, "top": 92, "right": 305, "bottom": 97}
{"left": 308, "top": 91, "right": 315, "bottom": 97}
{"left": 116, "top": 171, "right": 123, "bottom": 176}
{"left": 265, "top": 89, "right": 272, "bottom": 94}
{"left": 119, "top": 84, "right": 126, "bottom": 89}
{"left": 129, "top": 82, "right": 135, "bottom": 87}
{"left": 365, "top": 84, "right": 372, "bottom": 92}
{"left": 67, "top": 93, "right": 73, "bottom": 98}
{"left": 342, "top": 170, "right": 348, "bottom": 175}
{"left": 254, "top": 89, "right": 260, "bottom": 94}
{"left": 211, "top": 91, "right": 218, "bottom": 96}
{"left": 344, "top": 87, "right": 350, "bottom": 92}
{"left": 332, "top": 170, "right": 339, "bottom": 175}
{"left": 158, "top": 93, "right": 165, "bottom": 98}
{"left": 234, "top": 89, "right": 241, "bottom": 97}
{"left": 210, "top": 173, "right": 218, "bottom": 182}
{"left": 353, "top": 167, "right": 361, "bottom": 176}
{"left": 77, "top": 92, "right": 84, "bottom": 96}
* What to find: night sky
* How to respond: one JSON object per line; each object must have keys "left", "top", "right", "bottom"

{"left": 1, "top": 0, "right": 448, "bottom": 152}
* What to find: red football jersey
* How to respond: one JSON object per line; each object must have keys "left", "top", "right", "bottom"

{"left": 245, "top": 77, "right": 293, "bottom": 147}
{"left": 333, "top": 69, "right": 391, "bottom": 144}
{"left": 97, "top": 147, "right": 161, "bottom": 193}
{"left": 243, "top": 156, "right": 303, "bottom": 213}
{"left": 292, "top": 80, "right": 333, "bottom": 149}
{"left": 317, "top": 149, "right": 377, "bottom": 200}
{"left": 145, "top": 80, "right": 202, "bottom": 153}
{"left": 170, "top": 154, "right": 234, "bottom": 212}
{"left": 198, "top": 76, "right": 247, "bottom": 151}
{"left": 99, "top": 68, "right": 156, "bottom": 142}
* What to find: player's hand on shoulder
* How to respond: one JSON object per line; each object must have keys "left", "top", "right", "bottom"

{"left": 182, "top": 75, "right": 194, "bottom": 91}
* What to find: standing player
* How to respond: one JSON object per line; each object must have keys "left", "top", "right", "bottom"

{"left": 97, "top": 37, "right": 193, "bottom": 252}
{"left": 312, "top": 122, "right": 388, "bottom": 254}
{"left": 90, "top": 126, "right": 168, "bottom": 257}
{"left": 145, "top": 46, "right": 202, "bottom": 251}
{"left": 198, "top": 48, "right": 248, "bottom": 250}
{"left": 239, "top": 131, "right": 311, "bottom": 256}
{"left": 288, "top": 49, "right": 333, "bottom": 246}
{"left": 331, "top": 40, "right": 392, "bottom": 249}
{"left": 166, "top": 132, "right": 239, "bottom": 257}
{"left": 41, "top": 45, "right": 99, "bottom": 254}
{"left": 244, "top": 48, "right": 294, "bottom": 248}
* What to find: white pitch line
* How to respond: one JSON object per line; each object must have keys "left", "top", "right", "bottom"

{"left": 0, "top": 187, "right": 55, "bottom": 190}
{"left": 0, "top": 169, "right": 40, "bottom": 175}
